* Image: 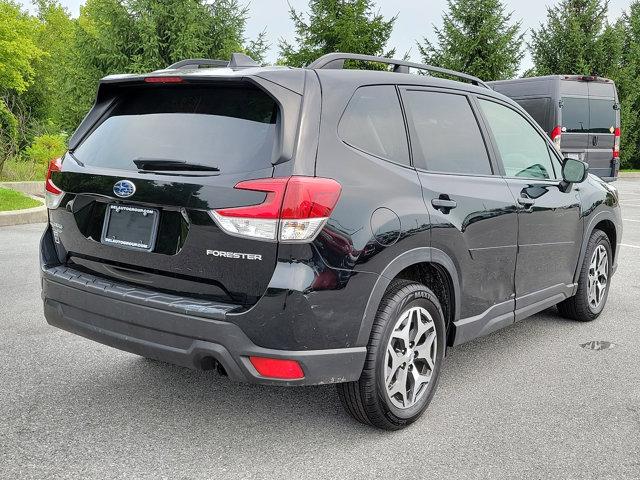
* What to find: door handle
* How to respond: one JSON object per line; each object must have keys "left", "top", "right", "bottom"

{"left": 517, "top": 197, "right": 535, "bottom": 207}
{"left": 431, "top": 197, "right": 457, "bottom": 211}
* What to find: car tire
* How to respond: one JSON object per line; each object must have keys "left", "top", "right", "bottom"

{"left": 557, "top": 229, "right": 612, "bottom": 322}
{"left": 337, "top": 279, "right": 446, "bottom": 430}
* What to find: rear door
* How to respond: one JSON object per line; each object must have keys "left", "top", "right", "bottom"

{"left": 50, "top": 79, "right": 300, "bottom": 306}
{"left": 559, "top": 86, "right": 590, "bottom": 161}
{"left": 400, "top": 87, "right": 518, "bottom": 328}
{"left": 587, "top": 82, "right": 618, "bottom": 179}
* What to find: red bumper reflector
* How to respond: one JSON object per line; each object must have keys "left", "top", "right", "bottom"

{"left": 249, "top": 356, "right": 304, "bottom": 380}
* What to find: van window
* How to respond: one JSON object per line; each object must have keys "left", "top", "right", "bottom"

{"left": 403, "top": 90, "right": 491, "bottom": 175}
{"left": 514, "top": 97, "right": 551, "bottom": 133}
{"left": 561, "top": 97, "right": 589, "bottom": 132}
{"left": 73, "top": 85, "right": 279, "bottom": 174}
{"left": 479, "top": 99, "right": 557, "bottom": 180}
{"left": 338, "top": 85, "right": 409, "bottom": 165}
{"left": 589, "top": 98, "right": 616, "bottom": 134}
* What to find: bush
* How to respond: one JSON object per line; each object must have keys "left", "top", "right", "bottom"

{"left": 24, "top": 133, "right": 67, "bottom": 165}
{"left": 0, "top": 155, "right": 47, "bottom": 181}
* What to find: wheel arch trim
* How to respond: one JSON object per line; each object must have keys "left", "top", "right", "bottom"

{"left": 355, "top": 247, "right": 461, "bottom": 346}
{"left": 574, "top": 209, "right": 619, "bottom": 284}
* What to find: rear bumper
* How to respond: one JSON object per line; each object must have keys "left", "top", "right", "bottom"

{"left": 41, "top": 255, "right": 366, "bottom": 386}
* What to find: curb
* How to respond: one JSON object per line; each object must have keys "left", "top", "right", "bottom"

{"left": 619, "top": 172, "right": 640, "bottom": 179}
{"left": 0, "top": 181, "right": 44, "bottom": 197}
{"left": 0, "top": 195, "right": 47, "bottom": 227}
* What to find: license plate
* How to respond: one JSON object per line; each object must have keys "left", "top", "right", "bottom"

{"left": 101, "top": 204, "right": 159, "bottom": 251}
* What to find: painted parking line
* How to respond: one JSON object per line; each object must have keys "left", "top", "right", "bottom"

{"left": 623, "top": 218, "right": 640, "bottom": 223}
{"left": 620, "top": 204, "right": 640, "bottom": 207}
{"left": 621, "top": 243, "right": 640, "bottom": 249}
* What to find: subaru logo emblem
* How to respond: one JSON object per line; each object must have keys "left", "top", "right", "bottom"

{"left": 113, "top": 180, "right": 136, "bottom": 198}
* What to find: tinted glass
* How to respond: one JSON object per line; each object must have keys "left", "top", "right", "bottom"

{"left": 561, "top": 97, "right": 589, "bottom": 133}
{"left": 479, "top": 99, "right": 556, "bottom": 180}
{"left": 338, "top": 85, "right": 409, "bottom": 165}
{"left": 74, "top": 86, "right": 279, "bottom": 174}
{"left": 404, "top": 91, "right": 491, "bottom": 175}
{"left": 589, "top": 98, "right": 616, "bottom": 134}
{"left": 514, "top": 97, "right": 551, "bottom": 133}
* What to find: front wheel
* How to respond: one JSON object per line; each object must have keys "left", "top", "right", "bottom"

{"left": 558, "top": 229, "right": 612, "bottom": 321}
{"left": 337, "top": 280, "right": 446, "bottom": 430}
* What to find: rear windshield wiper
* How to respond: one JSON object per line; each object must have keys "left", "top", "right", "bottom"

{"left": 133, "top": 158, "right": 220, "bottom": 172}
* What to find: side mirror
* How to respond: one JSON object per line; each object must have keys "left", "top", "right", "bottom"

{"left": 562, "top": 158, "right": 588, "bottom": 184}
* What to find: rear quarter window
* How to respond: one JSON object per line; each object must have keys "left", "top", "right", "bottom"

{"left": 73, "top": 85, "right": 279, "bottom": 174}
{"left": 514, "top": 97, "right": 552, "bottom": 133}
{"left": 338, "top": 85, "right": 409, "bottom": 165}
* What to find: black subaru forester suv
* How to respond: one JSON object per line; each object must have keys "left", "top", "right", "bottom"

{"left": 41, "top": 53, "right": 622, "bottom": 430}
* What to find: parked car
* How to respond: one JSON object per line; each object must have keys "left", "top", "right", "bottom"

{"left": 488, "top": 75, "right": 621, "bottom": 181}
{"left": 41, "top": 53, "right": 622, "bottom": 430}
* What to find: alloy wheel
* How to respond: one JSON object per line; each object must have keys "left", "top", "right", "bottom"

{"left": 588, "top": 244, "right": 608, "bottom": 310}
{"left": 384, "top": 306, "right": 437, "bottom": 409}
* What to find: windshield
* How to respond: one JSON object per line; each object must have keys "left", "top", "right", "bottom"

{"left": 73, "top": 85, "right": 279, "bottom": 174}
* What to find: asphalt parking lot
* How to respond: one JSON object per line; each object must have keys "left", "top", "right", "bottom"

{"left": 1, "top": 179, "right": 639, "bottom": 480}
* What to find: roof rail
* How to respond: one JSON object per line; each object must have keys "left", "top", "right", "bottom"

{"left": 307, "top": 53, "right": 489, "bottom": 89}
{"left": 167, "top": 53, "right": 259, "bottom": 70}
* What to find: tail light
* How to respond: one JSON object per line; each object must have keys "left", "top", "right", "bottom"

{"left": 144, "top": 76, "right": 183, "bottom": 83}
{"left": 249, "top": 356, "right": 304, "bottom": 380}
{"left": 45, "top": 157, "right": 64, "bottom": 209}
{"left": 613, "top": 127, "right": 620, "bottom": 159}
{"left": 210, "top": 176, "right": 341, "bottom": 242}
{"left": 551, "top": 125, "right": 562, "bottom": 151}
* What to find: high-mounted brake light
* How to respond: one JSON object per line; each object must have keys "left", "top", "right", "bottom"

{"left": 45, "top": 157, "right": 64, "bottom": 209}
{"left": 613, "top": 127, "right": 620, "bottom": 159}
{"left": 551, "top": 125, "right": 562, "bottom": 151}
{"left": 144, "top": 76, "right": 183, "bottom": 84}
{"left": 209, "top": 176, "right": 341, "bottom": 242}
{"left": 249, "top": 356, "right": 304, "bottom": 380}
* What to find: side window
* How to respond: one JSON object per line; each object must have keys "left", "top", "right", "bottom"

{"left": 561, "top": 97, "right": 589, "bottom": 132}
{"left": 514, "top": 97, "right": 552, "bottom": 133}
{"left": 403, "top": 90, "right": 492, "bottom": 175}
{"left": 338, "top": 85, "right": 409, "bottom": 165}
{"left": 479, "top": 98, "right": 557, "bottom": 180}
{"left": 589, "top": 98, "right": 616, "bottom": 134}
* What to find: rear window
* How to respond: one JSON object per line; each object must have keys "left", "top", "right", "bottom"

{"left": 403, "top": 90, "right": 492, "bottom": 175}
{"left": 73, "top": 85, "right": 279, "bottom": 174}
{"left": 514, "top": 97, "right": 551, "bottom": 133}
{"left": 589, "top": 98, "right": 616, "bottom": 134}
{"left": 561, "top": 97, "right": 589, "bottom": 133}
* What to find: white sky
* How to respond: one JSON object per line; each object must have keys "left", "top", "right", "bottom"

{"left": 17, "top": 0, "right": 632, "bottom": 71}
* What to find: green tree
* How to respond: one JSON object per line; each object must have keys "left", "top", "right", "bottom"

{"left": 418, "top": 0, "right": 524, "bottom": 81}
{"left": 529, "top": 0, "right": 622, "bottom": 77}
{"left": 0, "top": 1, "right": 44, "bottom": 94}
{"left": 0, "top": 1, "right": 44, "bottom": 165}
{"left": 66, "top": 0, "right": 266, "bottom": 129}
{"left": 21, "top": 0, "right": 77, "bottom": 131}
{"left": 278, "top": 0, "right": 397, "bottom": 67}
{"left": 617, "top": 1, "right": 640, "bottom": 168}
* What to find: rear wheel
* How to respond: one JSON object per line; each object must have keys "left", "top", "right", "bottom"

{"left": 558, "top": 229, "right": 612, "bottom": 321}
{"left": 337, "top": 280, "right": 446, "bottom": 430}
